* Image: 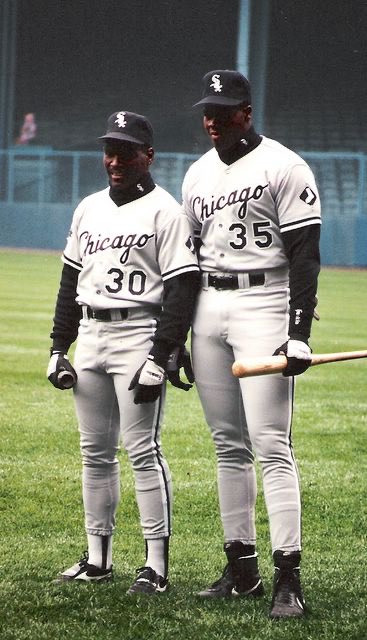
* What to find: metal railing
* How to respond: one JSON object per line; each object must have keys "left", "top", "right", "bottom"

{"left": 0, "top": 147, "right": 198, "bottom": 204}
{"left": 1, "top": 147, "right": 366, "bottom": 265}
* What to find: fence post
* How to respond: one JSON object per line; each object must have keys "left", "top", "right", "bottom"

{"left": 357, "top": 153, "right": 366, "bottom": 219}
{"left": 72, "top": 152, "right": 80, "bottom": 204}
{"left": 6, "top": 149, "right": 14, "bottom": 203}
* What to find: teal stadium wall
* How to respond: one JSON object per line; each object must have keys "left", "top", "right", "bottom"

{"left": 0, "top": 147, "right": 366, "bottom": 266}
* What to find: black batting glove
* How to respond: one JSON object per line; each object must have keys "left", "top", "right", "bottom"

{"left": 273, "top": 339, "right": 312, "bottom": 377}
{"left": 128, "top": 358, "right": 166, "bottom": 404}
{"left": 166, "top": 346, "right": 195, "bottom": 391}
{"left": 47, "top": 351, "right": 77, "bottom": 389}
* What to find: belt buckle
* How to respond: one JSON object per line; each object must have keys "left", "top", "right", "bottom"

{"left": 113, "top": 308, "right": 127, "bottom": 321}
{"left": 212, "top": 274, "right": 236, "bottom": 290}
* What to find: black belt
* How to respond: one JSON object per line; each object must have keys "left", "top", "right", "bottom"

{"left": 207, "top": 273, "right": 265, "bottom": 290}
{"left": 86, "top": 307, "right": 128, "bottom": 321}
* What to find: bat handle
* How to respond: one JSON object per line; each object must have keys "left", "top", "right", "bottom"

{"left": 57, "top": 370, "right": 77, "bottom": 389}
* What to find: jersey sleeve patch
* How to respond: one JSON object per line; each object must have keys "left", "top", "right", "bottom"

{"left": 185, "top": 235, "right": 196, "bottom": 254}
{"left": 299, "top": 187, "right": 317, "bottom": 205}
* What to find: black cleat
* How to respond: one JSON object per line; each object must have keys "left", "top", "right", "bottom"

{"left": 198, "top": 542, "right": 264, "bottom": 598}
{"left": 197, "top": 563, "right": 264, "bottom": 598}
{"left": 126, "top": 566, "right": 169, "bottom": 595}
{"left": 270, "top": 551, "right": 305, "bottom": 619}
{"left": 53, "top": 551, "right": 113, "bottom": 584}
{"left": 197, "top": 564, "right": 236, "bottom": 598}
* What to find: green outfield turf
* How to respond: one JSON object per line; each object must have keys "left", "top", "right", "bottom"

{"left": 0, "top": 249, "right": 366, "bottom": 640}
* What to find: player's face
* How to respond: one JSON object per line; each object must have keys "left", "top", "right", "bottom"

{"left": 103, "top": 141, "right": 154, "bottom": 190}
{"left": 203, "top": 104, "right": 252, "bottom": 151}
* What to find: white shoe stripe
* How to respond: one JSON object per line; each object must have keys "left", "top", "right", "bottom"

{"left": 232, "top": 578, "right": 262, "bottom": 596}
{"left": 136, "top": 578, "right": 155, "bottom": 585}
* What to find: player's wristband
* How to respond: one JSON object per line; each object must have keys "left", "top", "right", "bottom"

{"left": 148, "top": 341, "right": 176, "bottom": 370}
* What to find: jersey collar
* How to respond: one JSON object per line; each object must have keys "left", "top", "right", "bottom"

{"left": 109, "top": 172, "right": 156, "bottom": 207}
{"left": 217, "top": 126, "right": 262, "bottom": 165}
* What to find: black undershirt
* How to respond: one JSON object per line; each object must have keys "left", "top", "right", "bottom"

{"left": 217, "top": 126, "right": 262, "bottom": 165}
{"left": 109, "top": 172, "right": 155, "bottom": 206}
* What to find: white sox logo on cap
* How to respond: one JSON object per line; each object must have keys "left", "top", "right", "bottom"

{"left": 210, "top": 74, "right": 223, "bottom": 93}
{"left": 115, "top": 112, "right": 127, "bottom": 128}
{"left": 193, "top": 69, "right": 251, "bottom": 107}
{"left": 98, "top": 111, "right": 154, "bottom": 145}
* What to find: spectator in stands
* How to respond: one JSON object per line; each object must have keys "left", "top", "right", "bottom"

{"left": 16, "top": 113, "right": 37, "bottom": 145}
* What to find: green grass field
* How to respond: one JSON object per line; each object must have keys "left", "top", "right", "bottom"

{"left": 0, "top": 249, "right": 366, "bottom": 640}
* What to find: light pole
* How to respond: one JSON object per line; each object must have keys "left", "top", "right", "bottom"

{"left": 0, "top": 0, "right": 17, "bottom": 149}
{"left": 237, "top": 0, "right": 270, "bottom": 134}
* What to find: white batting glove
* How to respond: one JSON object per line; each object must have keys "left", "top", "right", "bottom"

{"left": 273, "top": 339, "right": 312, "bottom": 377}
{"left": 128, "top": 358, "right": 166, "bottom": 404}
{"left": 137, "top": 359, "right": 166, "bottom": 385}
{"left": 286, "top": 339, "right": 312, "bottom": 360}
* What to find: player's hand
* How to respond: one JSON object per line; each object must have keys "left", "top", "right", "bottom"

{"left": 47, "top": 351, "right": 77, "bottom": 390}
{"left": 128, "top": 358, "right": 166, "bottom": 404}
{"left": 273, "top": 339, "right": 312, "bottom": 377}
{"left": 166, "top": 346, "right": 195, "bottom": 391}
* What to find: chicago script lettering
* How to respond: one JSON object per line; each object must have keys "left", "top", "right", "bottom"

{"left": 80, "top": 231, "right": 154, "bottom": 264}
{"left": 193, "top": 183, "right": 269, "bottom": 222}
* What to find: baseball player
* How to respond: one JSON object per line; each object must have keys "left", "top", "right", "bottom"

{"left": 47, "top": 110, "right": 200, "bottom": 594}
{"left": 182, "top": 70, "right": 321, "bottom": 618}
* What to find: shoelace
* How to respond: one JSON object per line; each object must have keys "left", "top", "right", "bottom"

{"left": 211, "top": 564, "right": 233, "bottom": 587}
{"left": 275, "top": 570, "right": 299, "bottom": 604}
{"left": 78, "top": 550, "right": 89, "bottom": 566}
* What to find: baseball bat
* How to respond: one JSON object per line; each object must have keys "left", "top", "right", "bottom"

{"left": 57, "top": 369, "right": 77, "bottom": 389}
{"left": 232, "top": 350, "right": 367, "bottom": 378}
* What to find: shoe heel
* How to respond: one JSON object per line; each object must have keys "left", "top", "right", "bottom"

{"left": 233, "top": 578, "right": 265, "bottom": 597}
{"left": 251, "top": 580, "right": 265, "bottom": 597}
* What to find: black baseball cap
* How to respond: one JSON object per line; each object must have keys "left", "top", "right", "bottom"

{"left": 193, "top": 69, "right": 251, "bottom": 107}
{"left": 98, "top": 111, "right": 153, "bottom": 146}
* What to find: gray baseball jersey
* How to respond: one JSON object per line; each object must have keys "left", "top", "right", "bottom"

{"left": 63, "top": 185, "right": 197, "bottom": 307}
{"left": 183, "top": 136, "right": 321, "bottom": 273}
